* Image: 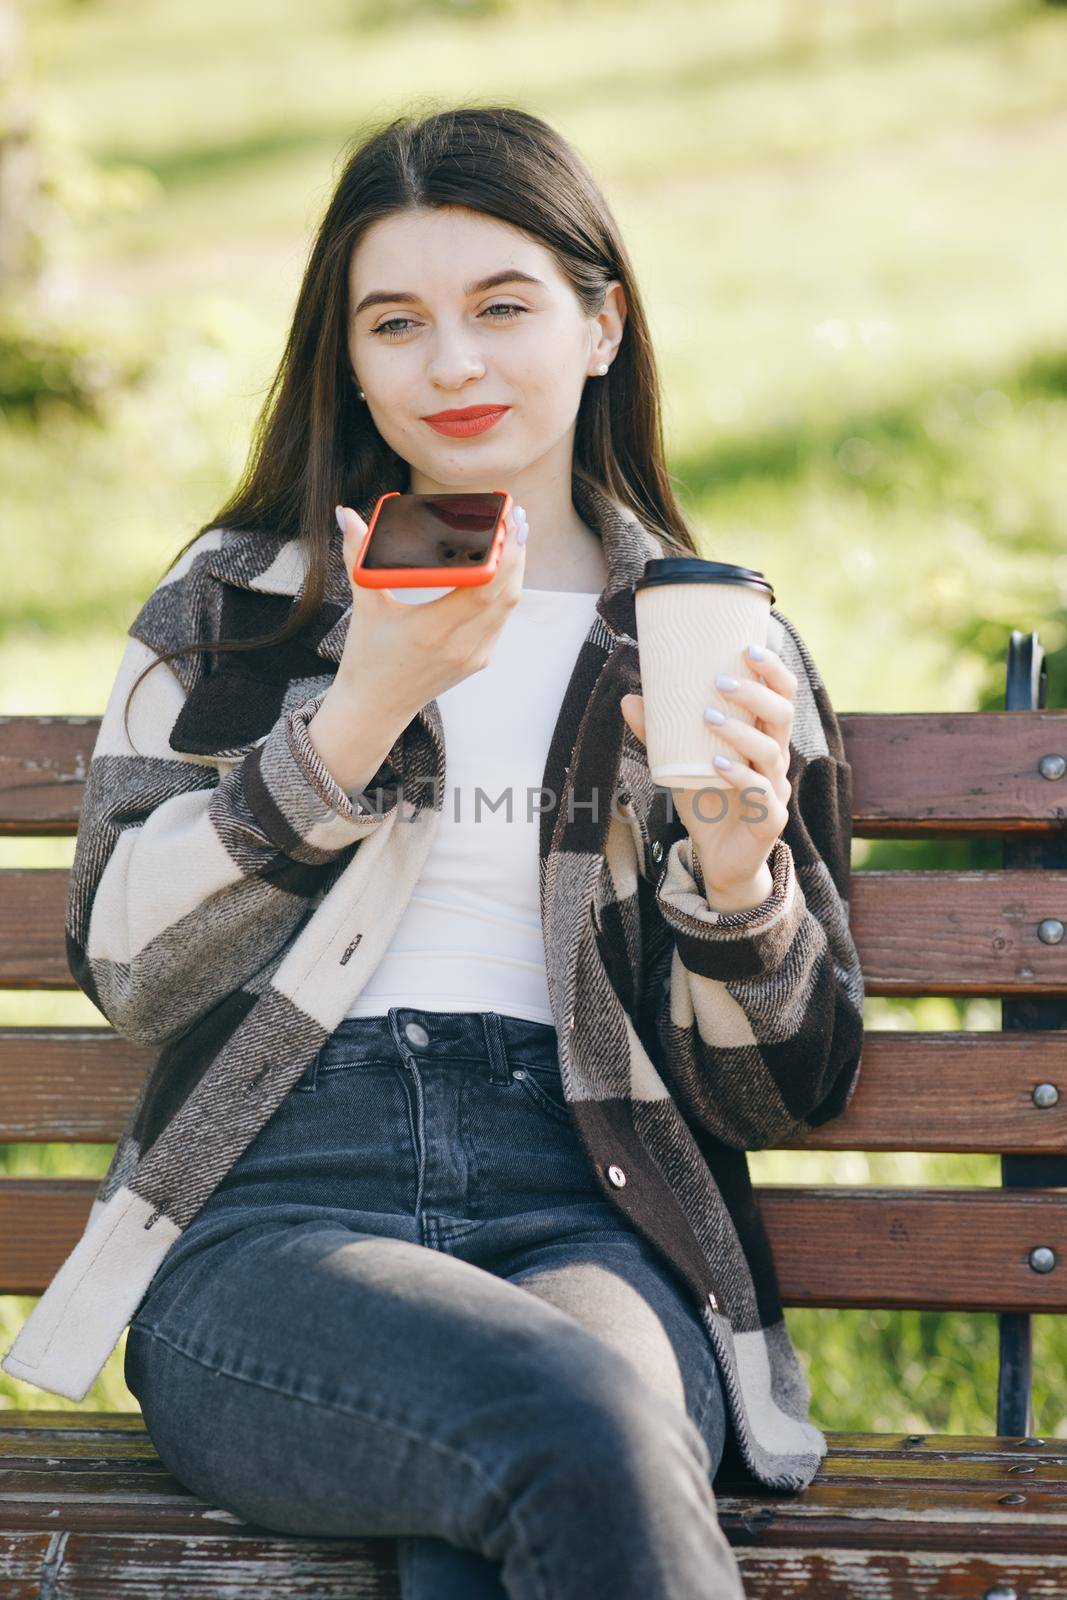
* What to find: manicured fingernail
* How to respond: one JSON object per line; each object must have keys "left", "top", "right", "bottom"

{"left": 713, "top": 754, "right": 733, "bottom": 770}
{"left": 335, "top": 506, "right": 346, "bottom": 534}
{"left": 704, "top": 706, "right": 726, "bottom": 725}
{"left": 516, "top": 520, "right": 528, "bottom": 545}
{"left": 748, "top": 642, "right": 766, "bottom": 660}
{"left": 714, "top": 673, "right": 739, "bottom": 691}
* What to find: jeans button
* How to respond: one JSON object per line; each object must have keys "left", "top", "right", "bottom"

{"left": 404, "top": 1021, "right": 430, "bottom": 1047}
{"left": 607, "top": 1164, "right": 627, "bottom": 1187}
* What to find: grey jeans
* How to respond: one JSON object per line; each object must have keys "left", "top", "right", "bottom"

{"left": 124, "top": 1007, "right": 747, "bottom": 1599}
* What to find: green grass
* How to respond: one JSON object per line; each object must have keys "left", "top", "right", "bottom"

{"left": 3, "top": 0, "right": 1065, "bottom": 1434}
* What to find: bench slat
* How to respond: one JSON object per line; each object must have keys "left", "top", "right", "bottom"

{"left": 2, "top": 712, "right": 1066, "bottom": 834}
{"left": 0, "top": 1530, "right": 400, "bottom": 1594}
{"left": 2, "top": 1179, "right": 1064, "bottom": 1311}
{"left": 6, "top": 1418, "right": 1059, "bottom": 1465}
{"left": 4, "top": 1417, "right": 1066, "bottom": 1586}
{"left": 842, "top": 709, "right": 1067, "bottom": 835}
{"left": 0, "top": 1029, "right": 152, "bottom": 1142}
{"left": 0, "top": 718, "right": 98, "bottom": 836}
{"left": 2, "top": 1027, "right": 1065, "bottom": 1153}
{"left": 1, "top": 1510, "right": 1064, "bottom": 1578}
{"left": 5, "top": 867, "right": 1066, "bottom": 994}
{"left": 787, "top": 1029, "right": 1067, "bottom": 1152}
{"left": 758, "top": 1185, "right": 1067, "bottom": 1311}
{"left": 850, "top": 869, "right": 1067, "bottom": 994}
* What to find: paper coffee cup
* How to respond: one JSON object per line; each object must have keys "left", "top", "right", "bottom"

{"left": 633, "top": 558, "right": 776, "bottom": 790}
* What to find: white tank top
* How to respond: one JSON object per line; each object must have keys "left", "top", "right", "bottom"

{"left": 344, "top": 584, "right": 602, "bottom": 1026}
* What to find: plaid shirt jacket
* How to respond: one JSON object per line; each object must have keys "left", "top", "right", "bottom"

{"left": 2, "top": 466, "right": 865, "bottom": 1493}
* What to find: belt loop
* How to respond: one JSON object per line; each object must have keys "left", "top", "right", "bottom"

{"left": 386, "top": 1006, "right": 409, "bottom": 1061}
{"left": 303, "top": 1047, "right": 322, "bottom": 1092}
{"left": 481, "top": 1011, "right": 511, "bottom": 1085}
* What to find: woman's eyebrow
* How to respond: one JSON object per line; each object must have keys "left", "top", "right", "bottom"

{"left": 353, "top": 270, "right": 546, "bottom": 318}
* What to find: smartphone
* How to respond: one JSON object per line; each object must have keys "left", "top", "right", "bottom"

{"left": 351, "top": 490, "right": 514, "bottom": 590}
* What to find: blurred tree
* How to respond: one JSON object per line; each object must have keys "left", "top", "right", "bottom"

{"left": 0, "top": 0, "right": 154, "bottom": 416}
{"left": 0, "top": 0, "right": 40, "bottom": 295}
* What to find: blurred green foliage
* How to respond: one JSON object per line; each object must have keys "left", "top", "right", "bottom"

{"left": 2, "top": 0, "right": 1065, "bottom": 1436}
{"left": 0, "top": 299, "right": 148, "bottom": 415}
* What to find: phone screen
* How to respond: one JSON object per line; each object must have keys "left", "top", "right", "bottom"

{"left": 361, "top": 492, "right": 507, "bottom": 571}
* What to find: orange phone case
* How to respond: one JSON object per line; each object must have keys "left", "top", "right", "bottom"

{"left": 351, "top": 490, "right": 514, "bottom": 589}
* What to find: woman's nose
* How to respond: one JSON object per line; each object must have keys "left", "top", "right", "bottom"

{"left": 423, "top": 337, "right": 487, "bottom": 386}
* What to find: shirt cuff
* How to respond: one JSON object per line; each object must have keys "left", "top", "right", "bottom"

{"left": 654, "top": 833, "right": 802, "bottom": 979}
{"left": 243, "top": 694, "right": 403, "bottom": 856}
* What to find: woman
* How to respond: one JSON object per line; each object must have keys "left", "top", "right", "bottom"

{"left": 2, "top": 106, "right": 865, "bottom": 1598}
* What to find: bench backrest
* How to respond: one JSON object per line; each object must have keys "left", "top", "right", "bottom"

{"left": 2, "top": 629, "right": 1065, "bottom": 1433}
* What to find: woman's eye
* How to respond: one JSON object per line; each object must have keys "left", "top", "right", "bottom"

{"left": 370, "top": 303, "right": 528, "bottom": 340}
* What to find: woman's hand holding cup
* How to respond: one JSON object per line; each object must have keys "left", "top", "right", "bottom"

{"left": 620, "top": 643, "right": 798, "bottom": 910}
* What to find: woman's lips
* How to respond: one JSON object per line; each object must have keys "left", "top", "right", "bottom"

{"left": 423, "top": 407, "right": 510, "bottom": 438}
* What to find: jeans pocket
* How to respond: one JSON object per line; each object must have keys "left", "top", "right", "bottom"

{"left": 511, "top": 1060, "right": 571, "bottom": 1124}
{"left": 293, "top": 1053, "right": 397, "bottom": 1092}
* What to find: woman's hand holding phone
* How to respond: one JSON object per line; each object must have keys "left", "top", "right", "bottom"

{"left": 337, "top": 500, "right": 527, "bottom": 709}
{"left": 306, "top": 502, "right": 527, "bottom": 799}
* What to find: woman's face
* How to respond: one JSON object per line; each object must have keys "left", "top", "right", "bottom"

{"left": 346, "top": 205, "right": 623, "bottom": 485}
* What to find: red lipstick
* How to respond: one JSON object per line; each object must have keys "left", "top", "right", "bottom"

{"left": 423, "top": 405, "right": 510, "bottom": 438}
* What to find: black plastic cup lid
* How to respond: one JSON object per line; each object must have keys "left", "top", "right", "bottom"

{"left": 633, "top": 557, "right": 775, "bottom": 606}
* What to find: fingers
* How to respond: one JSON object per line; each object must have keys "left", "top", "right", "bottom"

{"left": 488, "top": 504, "right": 526, "bottom": 598}
{"left": 338, "top": 505, "right": 400, "bottom": 613}
{"left": 743, "top": 643, "right": 799, "bottom": 704}
{"left": 705, "top": 714, "right": 789, "bottom": 784}
{"left": 503, "top": 503, "right": 527, "bottom": 566}
{"left": 456, "top": 503, "right": 525, "bottom": 598}
{"left": 620, "top": 692, "right": 646, "bottom": 747}
{"left": 336, "top": 504, "right": 367, "bottom": 554}
{"left": 717, "top": 679, "right": 791, "bottom": 729}
{"left": 716, "top": 649, "right": 796, "bottom": 738}
{"left": 710, "top": 650, "right": 792, "bottom": 785}
{"left": 336, "top": 505, "right": 362, "bottom": 580}
{"left": 336, "top": 505, "right": 365, "bottom": 534}
{"left": 708, "top": 651, "right": 793, "bottom": 804}
{"left": 704, "top": 746, "right": 790, "bottom": 823}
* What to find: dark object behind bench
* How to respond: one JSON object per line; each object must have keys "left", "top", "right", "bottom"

{"left": 2, "top": 627, "right": 1065, "bottom": 1597}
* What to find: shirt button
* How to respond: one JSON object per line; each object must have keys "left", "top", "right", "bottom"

{"left": 607, "top": 1164, "right": 627, "bottom": 1187}
{"left": 651, "top": 840, "right": 663, "bottom": 863}
{"left": 404, "top": 1021, "right": 430, "bottom": 1047}
{"left": 616, "top": 789, "right": 631, "bottom": 807}
{"left": 707, "top": 1291, "right": 719, "bottom": 1313}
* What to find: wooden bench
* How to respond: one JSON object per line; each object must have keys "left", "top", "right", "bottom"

{"left": 2, "top": 625, "right": 1065, "bottom": 1597}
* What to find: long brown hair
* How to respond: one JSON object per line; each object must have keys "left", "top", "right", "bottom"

{"left": 122, "top": 103, "right": 699, "bottom": 738}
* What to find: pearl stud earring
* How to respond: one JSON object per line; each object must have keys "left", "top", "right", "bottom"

{"left": 357, "top": 387, "right": 365, "bottom": 400}
{"left": 597, "top": 363, "right": 609, "bottom": 375}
